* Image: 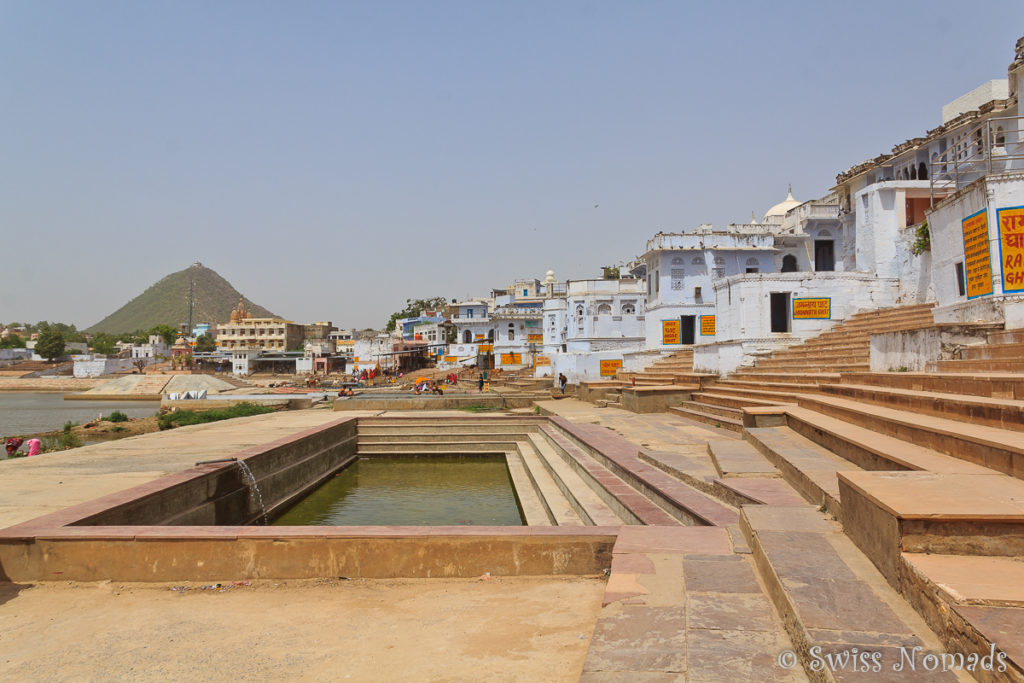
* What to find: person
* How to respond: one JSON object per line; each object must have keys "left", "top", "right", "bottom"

{"left": 26, "top": 438, "right": 42, "bottom": 457}
{"left": 558, "top": 373, "right": 568, "bottom": 394}
{"left": 5, "top": 437, "right": 24, "bottom": 457}
{"left": 477, "top": 375, "right": 485, "bottom": 392}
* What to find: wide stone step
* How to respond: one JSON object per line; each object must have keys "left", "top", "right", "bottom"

{"left": 690, "top": 391, "right": 782, "bottom": 410}
{"left": 795, "top": 394, "right": 1024, "bottom": 479}
{"left": 680, "top": 399, "right": 744, "bottom": 419}
{"left": 707, "top": 439, "right": 779, "bottom": 477}
{"left": 931, "top": 358, "right": 1024, "bottom": 372}
{"left": 712, "top": 477, "right": 806, "bottom": 506}
{"left": 741, "top": 505, "right": 958, "bottom": 681}
{"left": 546, "top": 420, "right": 739, "bottom": 526}
{"left": 358, "top": 424, "right": 541, "bottom": 436}
{"left": 667, "top": 406, "right": 744, "bottom": 433}
{"left": 694, "top": 385, "right": 801, "bottom": 403}
{"left": 783, "top": 406, "right": 994, "bottom": 475}
{"left": 900, "top": 553, "right": 1024, "bottom": 677}
{"left": 521, "top": 434, "right": 627, "bottom": 526}
{"left": 751, "top": 362, "right": 870, "bottom": 373}
{"left": 356, "top": 442, "right": 518, "bottom": 454}
{"left": 534, "top": 429, "right": 677, "bottom": 526}
{"left": 988, "top": 328, "right": 1024, "bottom": 345}
{"left": 744, "top": 426, "right": 854, "bottom": 514}
{"left": 724, "top": 372, "right": 841, "bottom": 385}
{"left": 508, "top": 441, "right": 584, "bottom": 526}
{"left": 839, "top": 371, "right": 1024, "bottom": 399}
{"left": 963, "top": 341, "right": 1024, "bottom": 360}
{"left": 714, "top": 379, "right": 822, "bottom": 393}
{"left": 819, "top": 382, "right": 1024, "bottom": 432}
{"left": 357, "top": 431, "right": 534, "bottom": 443}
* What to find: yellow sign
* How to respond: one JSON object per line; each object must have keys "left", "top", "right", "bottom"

{"left": 477, "top": 344, "right": 493, "bottom": 353}
{"left": 997, "top": 206, "right": 1024, "bottom": 293}
{"left": 444, "top": 356, "right": 456, "bottom": 362}
{"left": 474, "top": 334, "right": 485, "bottom": 340}
{"left": 700, "top": 315, "right": 716, "bottom": 336}
{"left": 353, "top": 356, "right": 360, "bottom": 362}
{"left": 600, "top": 359, "right": 623, "bottom": 377}
{"left": 535, "top": 355, "right": 551, "bottom": 366}
{"left": 661, "top": 319, "right": 681, "bottom": 345}
{"left": 962, "top": 209, "right": 993, "bottom": 298}
{"left": 527, "top": 333, "right": 543, "bottom": 343}
{"left": 793, "top": 298, "right": 831, "bottom": 319}
{"left": 500, "top": 353, "right": 522, "bottom": 365}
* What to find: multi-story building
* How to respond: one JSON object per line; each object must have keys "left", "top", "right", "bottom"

{"left": 217, "top": 299, "right": 303, "bottom": 352}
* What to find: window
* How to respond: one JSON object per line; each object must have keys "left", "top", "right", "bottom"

{"left": 955, "top": 262, "right": 966, "bottom": 297}
{"left": 671, "top": 256, "right": 683, "bottom": 265}
{"left": 597, "top": 303, "right": 612, "bottom": 315}
{"left": 691, "top": 257, "right": 703, "bottom": 265}
{"left": 621, "top": 303, "right": 635, "bottom": 315}
{"left": 488, "top": 329, "right": 495, "bottom": 342}
{"left": 575, "top": 304, "right": 584, "bottom": 317}
{"left": 523, "top": 289, "right": 528, "bottom": 296}
{"left": 670, "top": 268, "right": 685, "bottom": 290}
{"left": 655, "top": 270, "right": 659, "bottom": 293}
{"left": 781, "top": 254, "right": 798, "bottom": 272}
{"left": 463, "top": 330, "right": 472, "bottom": 343}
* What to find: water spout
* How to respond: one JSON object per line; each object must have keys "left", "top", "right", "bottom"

{"left": 236, "top": 459, "right": 268, "bottom": 525}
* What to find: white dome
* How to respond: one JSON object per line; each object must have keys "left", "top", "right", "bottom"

{"left": 763, "top": 187, "right": 800, "bottom": 222}
{"left": 543, "top": 269, "right": 557, "bottom": 285}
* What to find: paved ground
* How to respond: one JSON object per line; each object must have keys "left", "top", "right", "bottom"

{"left": 0, "top": 400, "right": 808, "bottom": 679}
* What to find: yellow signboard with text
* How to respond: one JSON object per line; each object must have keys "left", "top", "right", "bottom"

{"left": 661, "top": 319, "right": 681, "bottom": 345}
{"left": 474, "top": 334, "right": 485, "bottom": 340}
{"left": 962, "top": 209, "right": 994, "bottom": 299}
{"left": 600, "top": 359, "right": 623, "bottom": 377}
{"left": 500, "top": 353, "right": 522, "bottom": 365}
{"left": 477, "top": 344, "right": 493, "bottom": 353}
{"left": 444, "top": 356, "right": 457, "bottom": 363}
{"left": 792, "top": 298, "right": 832, "bottom": 320}
{"left": 997, "top": 206, "right": 1024, "bottom": 293}
{"left": 535, "top": 356, "right": 551, "bottom": 366}
{"left": 700, "top": 315, "right": 716, "bottom": 336}
{"left": 527, "top": 333, "right": 543, "bottom": 343}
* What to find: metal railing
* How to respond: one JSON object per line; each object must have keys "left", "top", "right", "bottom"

{"left": 930, "top": 115, "right": 1024, "bottom": 205}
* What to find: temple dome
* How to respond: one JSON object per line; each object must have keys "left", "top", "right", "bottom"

{"left": 763, "top": 186, "right": 800, "bottom": 222}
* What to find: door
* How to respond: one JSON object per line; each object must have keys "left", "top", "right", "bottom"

{"left": 681, "top": 315, "right": 696, "bottom": 344}
{"left": 814, "top": 240, "right": 835, "bottom": 272}
{"left": 770, "top": 293, "right": 790, "bottom": 333}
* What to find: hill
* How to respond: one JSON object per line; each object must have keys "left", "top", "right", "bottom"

{"left": 87, "top": 263, "right": 281, "bottom": 334}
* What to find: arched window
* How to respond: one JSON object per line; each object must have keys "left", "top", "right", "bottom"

{"left": 918, "top": 162, "right": 928, "bottom": 180}
{"left": 671, "top": 257, "right": 683, "bottom": 265}
{"left": 817, "top": 230, "right": 832, "bottom": 238}
{"left": 691, "top": 257, "right": 703, "bottom": 265}
{"left": 909, "top": 164, "right": 917, "bottom": 180}
{"left": 597, "top": 304, "right": 612, "bottom": 315}
{"left": 745, "top": 257, "right": 759, "bottom": 266}
{"left": 781, "top": 254, "right": 798, "bottom": 272}
{"left": 745, "top": 257, "right": 759, "bottom": 274}
{"left": 462, "top": 330, "right": 472, "bottom": 344}
{"left": 487, "top": 329, "right": 495, "bottom": 342}
{"left": 995, "top": 126, "right": 1006, "bottom": 146}
{"left": 575, "top": 305, "right": 584, "bottom": 317}
{"left": 508, "top": 325, "right": 515, "bottom": 341}
{"left": 621, "top": 303, "right": 635, "bottom": 315}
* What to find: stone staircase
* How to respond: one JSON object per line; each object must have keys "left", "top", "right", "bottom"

{"left": 615, "top": 348, "right": 701, "bottom": 385}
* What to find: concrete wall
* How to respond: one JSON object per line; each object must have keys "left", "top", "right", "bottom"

{"left": 869, "top": 325, "right": 995, "bottom": 372}
{"left": 73, "top": 357, "right": 134, "bottom": 378}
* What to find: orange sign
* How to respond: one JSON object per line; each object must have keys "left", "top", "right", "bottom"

{"left": 474, "top": 334, "right": 485, "bottom": 340}
{"left": 477, "top": 344, "right": 493, "bottom": 353}
{"left": 793, "top": 298, "right": 831, "bottom": 320}
{"left": 500, "top": 353, "right": 522, "bottom": 365}
{"left": 661, "top": 320, "right": 681, "bottom": 345}
{"left": 527, "top": 333, "right": 543, "bottom": 343}
{"left": 444, "top": 356, "right": 456, "bottom": 362}
{"left": 600, "top": 359, "right": 623, "bottom": 377}
{"left": 700, "top": 315, "right": 716, "bottom": 336}
{"left": 962, "top": 209, "right": 993, "bottom": 298}
{"left": 535, "top": 355, "right": 551, "bottom": 366}
{"left": 997, "top": 206, "right": 1024, "bottom": 293}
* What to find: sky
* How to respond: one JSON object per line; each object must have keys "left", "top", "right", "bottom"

{"left": 3, "top": 1, "right": 1023, "bottom": 330}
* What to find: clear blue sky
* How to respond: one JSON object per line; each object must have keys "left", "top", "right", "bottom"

{"left": 3, "top": 1, "right": 1023, "bottom": 329}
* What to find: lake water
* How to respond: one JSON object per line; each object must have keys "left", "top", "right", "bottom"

{"left": 273, "top": 456, "right": 524, "bottom": 526}
{"left": 0, "top": 393, "right": 161, "bottom": 437}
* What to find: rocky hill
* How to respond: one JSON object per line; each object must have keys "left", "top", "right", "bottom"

{"left": 87, "top": 263, "right": 280, "bottom": 334}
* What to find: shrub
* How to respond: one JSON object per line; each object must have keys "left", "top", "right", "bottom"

{"left": 106, "top": 411, "right": 129, "bottom": 423}
{"left": 158, "top": 402, "right": 276, "bottom": 430}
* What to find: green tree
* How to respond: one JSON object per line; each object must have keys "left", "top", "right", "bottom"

{"left": 90, "top": 332, "right": 118, "bottom": 355}
{"left": 0, "top": 333, "right": 25, "bottom": 349}
{"left": 35, "top": 331, "right": 66, "bottom": 361}
{"left": 385, "top": 297, "right": 448, "bottom": 332}
{"left": 149, "top": 324, "right": 178, "bottom": 345}
{"left": 194, "top": 334, "right": 216, "bottom": 352}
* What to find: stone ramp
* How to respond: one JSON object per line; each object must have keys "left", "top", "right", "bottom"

{"left": 81, "top": 374, "right": 170, "bottom": 395}
{"left": 163, "top": 374, "right": 238, "bottom": 394}
{"left": 741, "top": 506, "right": 965, "bottom": 682}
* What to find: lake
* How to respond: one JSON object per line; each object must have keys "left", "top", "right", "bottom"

{"left": 0, "top": 392, "right": 161, "bottom": 438}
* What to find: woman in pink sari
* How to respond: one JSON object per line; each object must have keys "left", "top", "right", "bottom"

{"left": 26, "top": 438, "right": 42, "bottom": 456}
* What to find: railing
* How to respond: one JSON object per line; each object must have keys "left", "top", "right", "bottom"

{"left": 930, "top": 115, "right": 1024, "bottom": 205}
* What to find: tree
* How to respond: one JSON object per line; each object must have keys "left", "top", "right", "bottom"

{"left": 194, "top": 334, "right": 216, "bottom": 352}
{"left": 35, "top": 331, "right": 66, "bottom": 361}
{"left": 0, "top": 333, "right": 24, "bottom": 349}
{"left": 385, "top": 296, "right": 449, "bottom": 332}
{"left": 150, "top": 324, "right": 178, "bottom": 345}
{"left": 90, "top": 332, "right": 118, "bottom": 355}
